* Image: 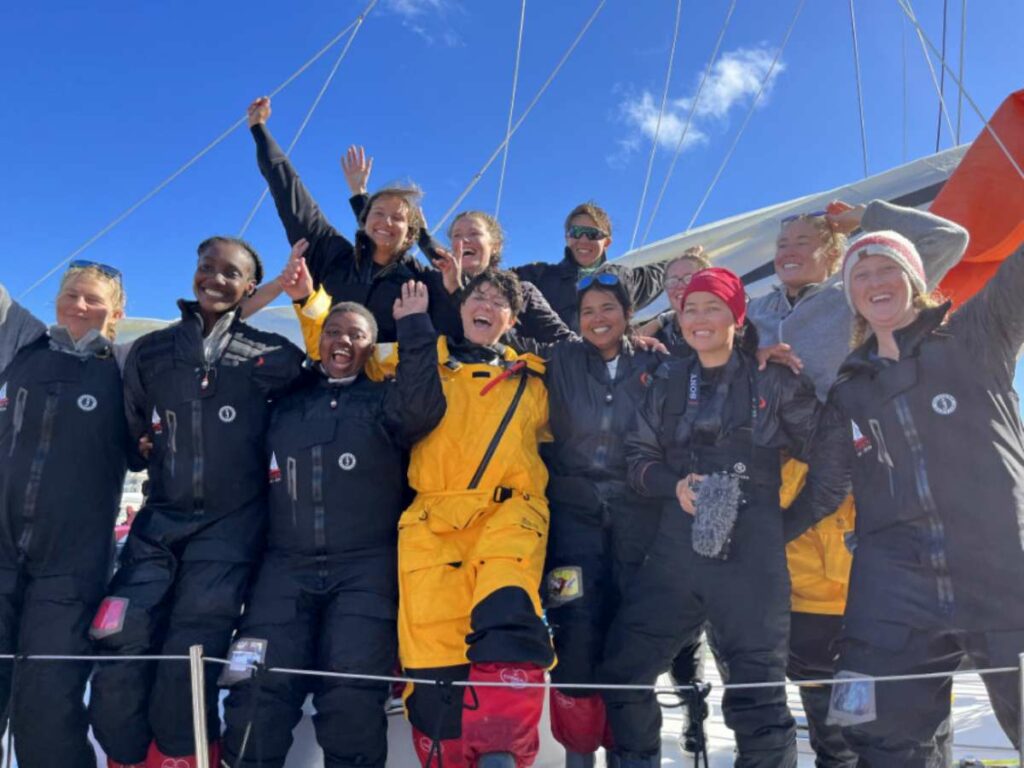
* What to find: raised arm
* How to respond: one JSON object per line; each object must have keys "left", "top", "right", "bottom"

{"left": 247, "top": 97, "right": 354, "bottom": 287}
{"left": 0, "top": 282, "right": 46, "bottom": 372}
{"left": 516, "top": 281, "right": 577, "bottom": 346}
{"left": 624, "top": 260, "right": 669, "bottom": 313}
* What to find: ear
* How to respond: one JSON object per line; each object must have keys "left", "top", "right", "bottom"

{"left": 603, "top": 235, "right": 613, "bottom": 252}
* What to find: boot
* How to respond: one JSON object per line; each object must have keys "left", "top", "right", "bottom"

{"left": 609, "top": 751, "right": 660, "bottom": 768}
{"left": 679, "top": 696, "right": 710, "bottom": 754}
{"left": 108, "top": 760, "right": 145, "bottom": 768}
{"left": 478, "top": 752, "right": 516, "bottom": 768}
{"left": 565, "top": 751, "right": 595, "bottom": 768}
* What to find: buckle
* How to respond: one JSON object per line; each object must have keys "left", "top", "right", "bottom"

{"left": 493, "top": 487, "right": 514, "bottom": 503}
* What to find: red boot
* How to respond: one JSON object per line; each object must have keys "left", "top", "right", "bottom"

{"left": 412, "top": 726, "right": 466, "bottom": 768}
{"left": 462, "top": 663, "right": 545, "bottom": 768}
{"left": 550, "top": 690, "right": 607, "bottom": 754}
{"left": 144, "top": 740, "right": 220, "bottom": 768}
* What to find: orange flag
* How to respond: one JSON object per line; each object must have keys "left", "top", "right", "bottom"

{"left": 933, "top": 90, "right": 1024, "bottom": 308}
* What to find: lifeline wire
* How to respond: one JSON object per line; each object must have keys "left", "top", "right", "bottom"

{"left": 494, "top": 0, "right": 527, "bottom": 220}
{"left": 238, "top": 0, "right": 379, "bottom": 237}
{"left": 16, "top": 12, "right": 366, "bottom": 300}
{"left": 956, "top": 0, "right": 966, "bottom": 145}
{"left": 430, "top": 0, "right": 608, "bottom": 235}
{"left": 903, "top": 0, "right": 956, "bottom": 146}
{"left": 848, "top": 0, "right": 869, "bottom": 178}
{"left": 685, "top": 0, "right": 806, "bottom": 232}
{"left": 640, "top": 0, "right": 737, "bottom": 245}
{"left": 628, "top": 0, "right": 684, "bottom": 251}
{"left": 895, "top": 0, "right": 1024, "bottom": 183}
{"left": 935, "top": 0, "right": 949, "bottom": 152}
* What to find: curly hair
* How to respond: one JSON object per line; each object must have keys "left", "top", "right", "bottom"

{"left": 779, "top": 215, "right": 848, "bottom": 276}
{"left": 324, "top": 301, "right": 379, "bottom": 344}
{"left": 462, "top": 268, "right": 524, "bottom": 317}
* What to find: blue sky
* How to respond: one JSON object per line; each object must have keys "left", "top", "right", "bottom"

{"left": 2, "top": 0, "right": 1022, "bottom": 321}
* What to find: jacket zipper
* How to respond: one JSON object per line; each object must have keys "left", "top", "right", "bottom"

{"left": 18, "top": 388, "right": 60, "bottom": 561}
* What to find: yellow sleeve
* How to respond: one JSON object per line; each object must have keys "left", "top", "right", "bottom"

{"left": 292, "top": 287, "right": 332, "bottom": 360}
{"left": 779, "top": 458, "right": 809, "bottom": 510}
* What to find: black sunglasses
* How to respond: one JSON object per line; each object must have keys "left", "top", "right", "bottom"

{"left": 577, "top": 272, "right": 621, "bottom": 291}
{"left": 68, "top": 259, "right": 123, "bottom": 282}
{"left": 567, "top": 224, "right": 609, "bottom": 241}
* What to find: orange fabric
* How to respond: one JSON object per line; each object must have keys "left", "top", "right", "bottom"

{"left": 934, "top": 90, "right": 1024, "bottom": 308}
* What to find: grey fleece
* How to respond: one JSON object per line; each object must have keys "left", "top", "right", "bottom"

{"left": 746, "top": 200, "right": 969, "bottom": 401}
{"left": 0, "top": 283, "right": 46, "bottom": 374}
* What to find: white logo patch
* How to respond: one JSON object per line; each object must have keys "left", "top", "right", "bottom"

{"left": 931, "top": 393, "right": 957, "bottom": 416}
{"left": 338, "top": 452, "right": 357, "bottom": 471}
{"left": 218, "top": 405, "right": 237, "bottom": 423}
{"left": 733, "top": 462, "right": 747, "bottom": 475}
{"left": 77, "top": 394, "right": 98, "bottom": 412}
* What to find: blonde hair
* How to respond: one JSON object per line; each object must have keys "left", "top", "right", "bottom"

{"left": 448, "top": 211, "right": 505, "bottom": 265}
{"left": 781, "top": 215, "right": 848, "bottom": 276}
{"left": 850, "top": 291, "right": 944, "bottom": 348}
{"left": 58, "top": 266, "right": 126, "bottom": 341}
{"left": 667, "top": 244, "right": 711, "bottom": 274}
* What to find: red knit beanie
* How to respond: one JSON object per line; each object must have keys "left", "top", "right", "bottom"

{"left": 681, "top": 267, "right": 747, "bottom": 325}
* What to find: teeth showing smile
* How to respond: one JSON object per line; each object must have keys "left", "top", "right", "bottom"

{"left": 202, "top": 287, "right": 227, "bottom": 299}
{"left": 781, "top": 262, "right": 801, "bottom": 271}
{"left": 472, "top": 315, "right": 493, "bottom": 328}
{"left": 331, "top": 349, "right": 352, "bottom": 361}
{"left": 692, "top": 330, "right": 713, "bottom": 338}
{"left": 591, "top": 325, "right": 611, "bottom": 334}
{"left": 870, "top": 293, "right": 893, "bottom": 303}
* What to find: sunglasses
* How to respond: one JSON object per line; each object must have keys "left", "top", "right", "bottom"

{"left": 780, "top": 210, "right": 827, "bottom": 226}
{"left": 577, "top": 272, "right": 621, "bottom": 291}
{"left": 567, "top": 225, "right": 609, "bottom": 241}
{"left": 68, "top": 259, "right": 123, "bottom": 282}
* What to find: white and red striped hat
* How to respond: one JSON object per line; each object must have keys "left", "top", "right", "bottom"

{"left": 842, "top": 230, "right": 925, "bottom": 309}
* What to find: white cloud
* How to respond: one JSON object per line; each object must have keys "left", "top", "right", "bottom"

{"left": 383, "top": 0, "right": 462, "bottom": 46}
{"left": 618, "top": 45, "right": 785, "bottom": 157}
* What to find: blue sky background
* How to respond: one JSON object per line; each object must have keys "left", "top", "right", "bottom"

{"left": 2, "top": 0, "right": 1022, "bottom": 321}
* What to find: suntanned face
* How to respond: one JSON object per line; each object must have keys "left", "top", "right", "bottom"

{"left": 319, "top": 311, "right": 374, "bottom": 379}
{"left": 450, "top": 215, "right": 496, "bottom": 276}
{"left": 193, "top": 242, "right": 257, "bottom": 324}
{"left": 56, "top": 274, "right": 123, "bottom": 341}
{"left": 460, "top": 281, "right": 517, "bottom": 346}
{"left": 579, "top": 287, "right": 628, "bottom": 361}
{"left": 775, "top": 219, "right": 832, "bottom": 293}
{"left": 848, "top": 254, "right": 917, "bottom": 334}
{"left": 566, "top": 213, "right": 611, "bottom": 269}
{"left": 681, "top": 291, "right": 737, "bottom": 362}
{"left": 365, "top": 195, "right": 411, "bottom": 257}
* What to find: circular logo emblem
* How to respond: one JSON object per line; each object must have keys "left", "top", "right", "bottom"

{"left": 218, "top": 405, "right": 237, "bottom": 423}
{"left": 733, "top": 462, "right": 747, "bottom": 475}
{"left": 338, "top": 452, "right": 357, "bottom": 471}
{"left": 499, "top": 667, "right": 529, "bottom": 688}
{"left": 77, "top": 394, "right": 98, "bottom": 412}
{"left": 931, "top": 393, "right": 957, "bottom": 416}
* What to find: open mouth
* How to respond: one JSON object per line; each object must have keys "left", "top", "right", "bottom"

{"left": 330, "top": 348, "right": 353, "bottom": 363}
{"left": 869, "top": 292, "right": 893, "bottom": 304}
{"left": 780, "top": 261, "right": 802, "bottom": 272}
{"left": 691, "top": 329, "right": 714, "bottom": 339}
{"left": 472, "top": 315, "right": 493, "bottom": 329}
{"left": 590, "top": 325, "right": 611, "bottom": 335}
{"left": 201, "top": 286, "right": 228, "bottom": 301}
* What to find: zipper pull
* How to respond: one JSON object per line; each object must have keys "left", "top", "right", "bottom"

{"left": 200, "top": 369, "right": 210, "bottom": 390}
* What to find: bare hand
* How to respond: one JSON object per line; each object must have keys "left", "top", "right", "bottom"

{"left": 247, "top": 96, "right": 271, "bottom": 128}
{"left": 634, "top": 317, "right": 663, "bottom": 338}
{"left": 278, "top": 240, "right": 314, "bottom": 301}
{"left": 633, "top": 335, "right": 669, "bottom": 355}
{"left": 825, "top": 200, "right": 865, "bottom": 235}
{"left": 675, "top": 473, "right": 705, "bottom": 516}
{"left": 341, "top": 145, "right": 373, "bottom": 196}
{"left": 393, "top": 280, "right": 430, "bottom": 320}
{"left": 757, "top": 343, "right": 803, "bottom": 375}
{"left": 138, "top": 435, "right": 154, "bottom": 460}
{"left": 433, "top": 241, "right": 464, "bottom": 295}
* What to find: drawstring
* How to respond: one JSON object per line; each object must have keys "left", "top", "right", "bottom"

{"left": 3, "top": 654, "right": 25, "bottom": 768}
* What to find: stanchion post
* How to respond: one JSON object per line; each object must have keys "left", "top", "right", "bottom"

{"left": 190, "top": 645, "right": 210, "bottom": 768}
{"left": 1018, "top": 652, "right": 1024, "bottom": 768}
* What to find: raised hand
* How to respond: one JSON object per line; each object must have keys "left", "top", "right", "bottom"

{"left": 279, "top": 239, "right": 314, "bottom": 301}
{"left": 432, "top": 240, "right": 464, "bottom": 295}
{"left": 392, "top": 280, "right": 430, "bottom": 320}
{"left": 247, "top": 96, "right": 272, "bottom": 128}
{"left": 825, "top": 200, "right": 865, "bottom": 235}
{"left": 341, "top": 145, "right": 373, "bottom": 196}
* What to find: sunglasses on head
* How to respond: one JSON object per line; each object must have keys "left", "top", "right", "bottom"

{"left": 567, "top": 225, "right": 609, "bottom": 241}
{"left": 577, "top": 272, "right": 621, "bottom": 291}
{"left": 68, "top": 259, "right": 123, "bottom": 282}
{"left": 780, "top": 210, "right": 827, "bottom": 226}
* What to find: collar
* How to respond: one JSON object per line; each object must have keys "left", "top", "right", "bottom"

{"left": 46, "top": 325, "right": 114, "bottom": 359}
{"left": 842, "top": 301, "right": 951, "bottom": 374}
{"left": 561, "top": 247, "right": 607, "bottom": 275}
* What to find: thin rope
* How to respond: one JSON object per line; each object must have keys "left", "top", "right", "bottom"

{"left": 956, "top": 0, "right": 966, "bottom": 144}
{"left": 431, "top": 0, "right": 608, "bottom": 235}
{"left": 935, "top": 0, "right": 949, "bottom": 152}
{"left": 848, "top": 0, "right": 869, "bottom": 177}
{"left": 238, "top": 0, "right": 378, "bottom": 237}
{"left": 628, "top": 0, "right": 684, "bottom": 251}
{"left": 903, "top": 0, "right": 956, "bottom": 146}
{"left": 16, "top": 13, "right": 367, "bottom": 300}
{"left": 895, "top": 0, "right": 1024, "bottom": 182}
{"left": 902, "top": 16, "right": 908, "bottom": 162}
{"left": 494, "top": 0, "right": 527, "bottom": 219}
{"left": 685, "top": 0, "right": 806, "bottom": 232}
{"left": 641, "top": 0, "right": 737, "bottom": 245}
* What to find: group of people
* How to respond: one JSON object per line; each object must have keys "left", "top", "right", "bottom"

{"left": 1, "top": 92, "right": 1023, "bottom": 768}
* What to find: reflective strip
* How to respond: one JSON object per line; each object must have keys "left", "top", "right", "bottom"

{"left": 8, "top": 387, "right": 28, "bottom": 457}
{"left": 19, "top": 389, "right": 60, "bottom": 558}
{"left": 191, "top": 401, "right": 204, "bottom": 516}
{"left": 312, "top": 445, "right": 326, "bottom": 552}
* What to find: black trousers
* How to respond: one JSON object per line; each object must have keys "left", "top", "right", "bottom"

{"left": 599, "top": 506, "right": 797, "bottom": 767}
{"left": 837, "top": 625, "right": 1023, "bottom": 768}
{"left": 90, "top": 512, "right": 260, "bottom": 763}
{"left": 221, "top": 554, "right": 397, "bottom": 768}
{"left": 0, "top": 569, "right": 101, "bottom": 768}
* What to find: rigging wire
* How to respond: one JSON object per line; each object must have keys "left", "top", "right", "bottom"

{"left": 494, "top": 0, "right": 527, "bottom": 219}
{"left": 238, "top": 0, "right": 378, "bottom": 237}
{"left": 903, "top": 0, "right": 956, "bottom": 146}
{"left": 902, "top": 16, "right": 908, "bottom": 162}
{"left": 935, "top": 0, "right": 949, "bottom": 152}
{"left": 17, "top": 10, "right": 369, "bottom": 300}
{"left": 640, "top": 0, "right": 737, "bottom": 245}
{"left": 956, "top": 0, "right": 966, "bottom": 144}
{"left": 895, "top": 0, "right": 1024, "bottom": 182}
{"left": 684, "top": 0, "right": 806, "bottom": 233}
{"left": 848, "top": 0, "right": 869, "bottom": 177}
{"left": 628, "top": 0, "right": 684, "bottom": 251}
{"left": 431, "top": 0, "right": 608, "bottom": 235}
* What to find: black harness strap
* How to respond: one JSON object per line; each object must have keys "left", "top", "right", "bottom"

{"left": 467, "top": 372, "right": 529, "bottom": 490}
